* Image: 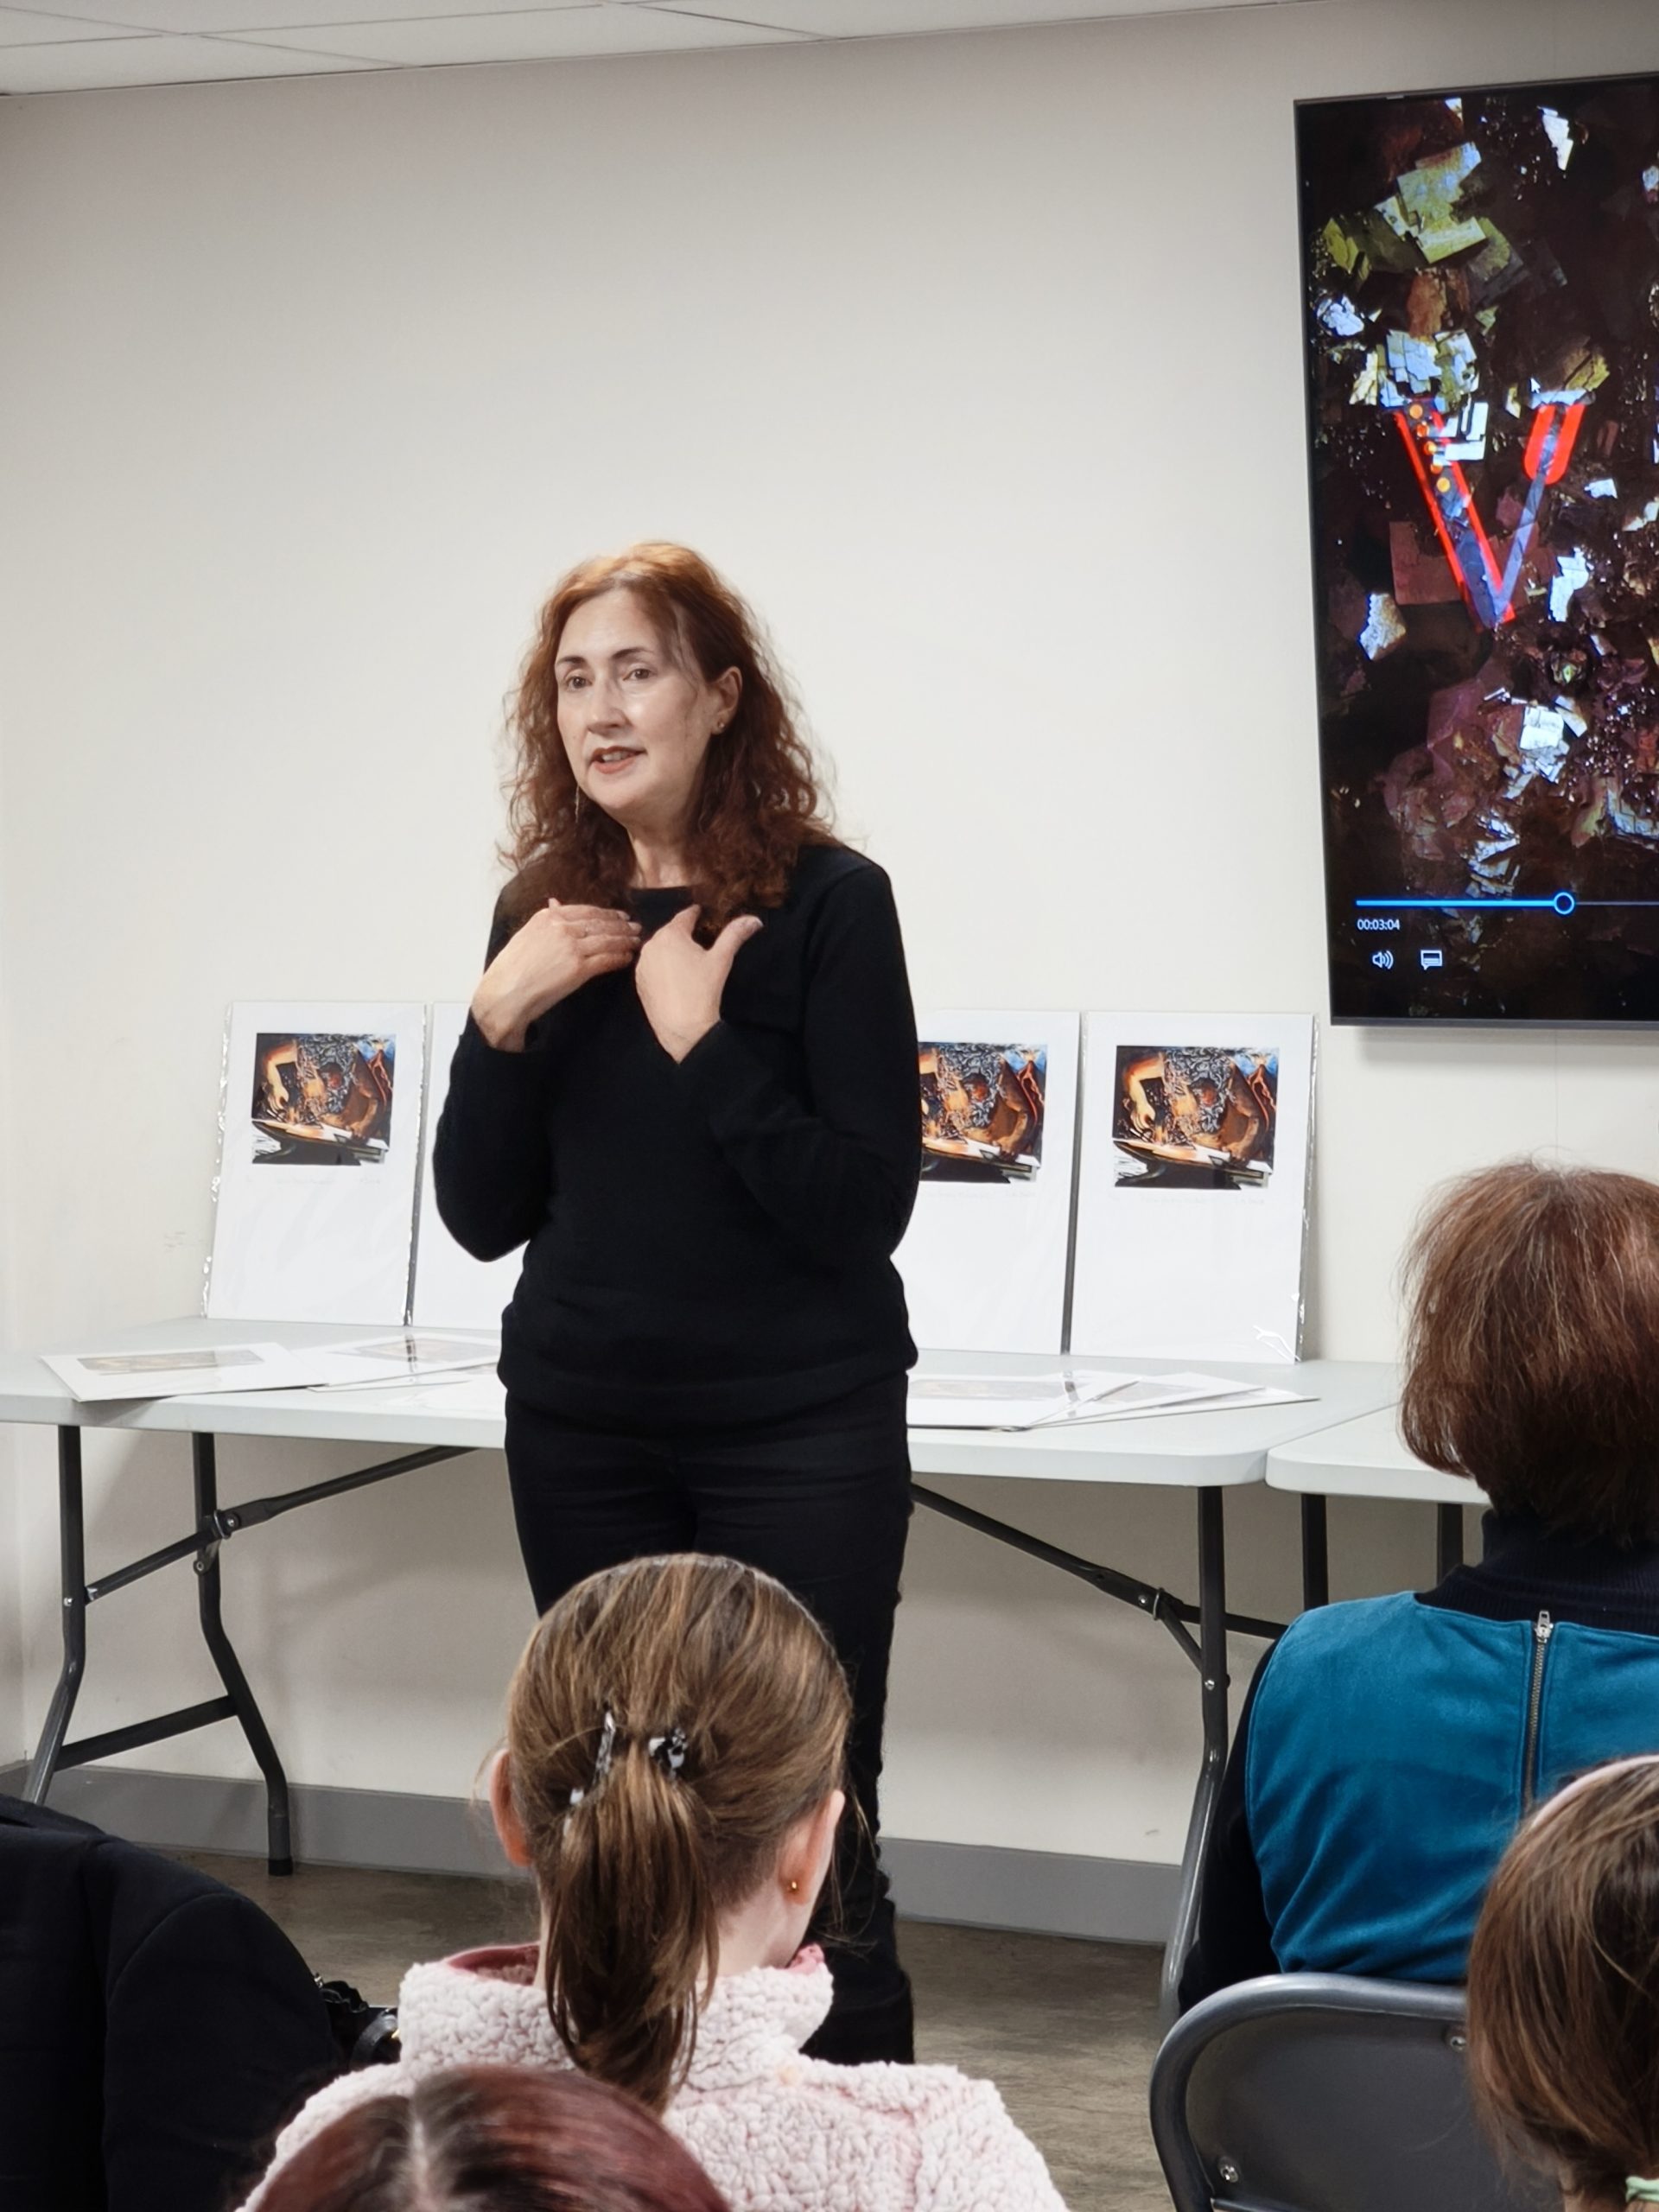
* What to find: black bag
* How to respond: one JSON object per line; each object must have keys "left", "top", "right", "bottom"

{"left": 315, "top": 1978, "right": 400, "bottom": 2069}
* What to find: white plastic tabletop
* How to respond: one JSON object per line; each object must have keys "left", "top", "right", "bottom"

{"left": 907, "top": 1354, "right": 1395, "bottom": 1487}
{"left": 0, "top": 1320, "right": 504, "bottom": 1451}
{"left": 0, "top": 1320, "right": 1395, "bottom": 1489}
{"left": 1264, "top": 1400, "right": 1491, "bottom": 1508}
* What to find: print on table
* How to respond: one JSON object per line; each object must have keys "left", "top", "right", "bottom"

{"left": 79, "top": 1347, "right": 264, "bottom": 1376}
{"left": 918, "top": 1042, "right": 1046, "bottom": 1182}
{"left": 346, "top": 1334, "right": 493, "bottom": 1368}
{"left": 251, "top": 1033, "right": 395, "bottom": 1166}
{"left": 1111, "top": 1046, "right": 1279, "bottom": 1191}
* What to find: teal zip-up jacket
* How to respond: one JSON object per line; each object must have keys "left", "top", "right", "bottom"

{"left": 1179, "top": 1514, "right": 1659, "bottom": 2008}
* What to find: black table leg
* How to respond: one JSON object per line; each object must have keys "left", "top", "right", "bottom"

{"left": 192, "top": 1435, "right": 293, "bottom": 1874}
{"left": 1160, "top": 1488, "right": 1229, "bottom": 2024}
{"left": 1300, "top": 1493, "right": 1330, "bottom": 1611}
{"left": 1436, "top": 1501, "right": 1465, "bottom": 1581}
{"left": 23, "top": 1428, "right": 87, "bottom": 1803}
{"left": 21, "top": 1425, "right": 461, "bottom": 1863}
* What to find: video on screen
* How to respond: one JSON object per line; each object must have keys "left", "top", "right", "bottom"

{"left": 1301, "top": 70, "right": 1659, "bottom": 1021}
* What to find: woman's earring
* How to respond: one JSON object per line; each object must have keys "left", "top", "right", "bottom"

{"left": 787, "top": 1878, "right": 800, "bottom": 1895}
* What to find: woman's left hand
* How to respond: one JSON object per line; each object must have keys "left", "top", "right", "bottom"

{"left": 635, "top": 906, "right": 763, "bottom": 1062}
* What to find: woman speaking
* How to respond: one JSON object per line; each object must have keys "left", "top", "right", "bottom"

{"left": 433, "top": 544, "right": 920, "bottom": 2065}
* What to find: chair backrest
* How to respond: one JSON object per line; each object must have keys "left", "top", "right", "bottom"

{"left": 1149, "top": 1974, "right": 1556, "bottom": 2212}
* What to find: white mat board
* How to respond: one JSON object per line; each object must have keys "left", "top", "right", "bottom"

{"left": 895, "top": 1010, "right": 1080, "bottom": 1356}
{"left": 411, "top": 1001, "right": 524, "bottom": 1332}
{"left": 207, "top": 1002, "right": 424, "bottom": 1325}
{"left": 1069, "top": 1013, "right": 1315, "bottom": 1364}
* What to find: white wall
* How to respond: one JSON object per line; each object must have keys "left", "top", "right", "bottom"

{"left": 0, "top": 712, "right": 21, "bottom": 1767}
{"left": 0, "top": 1450, "right": 20, "bottom": 1773}
{"left": 3, "top": 0, "right": 1657, "bottom": 1867}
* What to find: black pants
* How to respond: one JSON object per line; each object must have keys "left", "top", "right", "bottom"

{"left": 503, "top": 1374, "right": 915, "bottom": 2065}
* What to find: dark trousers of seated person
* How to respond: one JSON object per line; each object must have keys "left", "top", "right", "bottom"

{"left": 504, "top": 1374, "right": 915, "bottom": 2067}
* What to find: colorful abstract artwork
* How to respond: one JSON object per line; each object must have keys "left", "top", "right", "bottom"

{"left": 1110, "top": 1046, "right": 1279, "bottom": 1189}
{"left": 251, "top": 1033, "right": 394, "bottom": 1164}
{"left": 918, "top": 1042, "right": 1047, "bottom": 1183}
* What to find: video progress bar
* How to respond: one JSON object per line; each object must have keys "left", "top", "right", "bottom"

{"left": 1356, "top": 894, "right": 1577, "bottom": 915}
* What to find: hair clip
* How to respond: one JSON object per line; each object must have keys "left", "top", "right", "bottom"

{"left": 569, "top": 1707, "right": 618, "bottom": 1807}
{"left": 1626, "top": 2184, "right": 1659, "bottom": 2203}
{"left": 647, "top": 1725, "right": 688, "bottom": 1777}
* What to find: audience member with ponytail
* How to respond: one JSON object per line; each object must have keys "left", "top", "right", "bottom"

{"left": 1468, "top": 1755, "right": 1659, "bottom": 2212}
{"left": 246, "top": 1555, "right": 1065, "bottom": 2212}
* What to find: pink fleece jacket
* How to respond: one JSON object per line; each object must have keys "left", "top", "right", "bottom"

{"left": 247, "top": 1942, "right": 1067, "bottom": 2212}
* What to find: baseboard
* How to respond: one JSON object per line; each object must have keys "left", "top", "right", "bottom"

{"left": 881, "top": 1834, "right": 1175, "bottom": 1944}
{"left": 0, "top": 1762, "right": 510, "bottom": 1880}
{"left": 0, "top": 1763, "right": 1174, "bottom": 1945}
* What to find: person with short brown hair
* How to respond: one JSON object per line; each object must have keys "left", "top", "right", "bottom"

{"left": 1467, "top": 1756, "right": 1659, "bottom": 2211}
{"left": 1399, "top": 1160, "right": 1659, "bottom": 1546}
{"left": 1180, "top": 1160, "right": 1659, "bottom": 2008}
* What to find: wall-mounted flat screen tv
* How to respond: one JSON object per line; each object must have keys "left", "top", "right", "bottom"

{"left": 1300, "top": 71, "right": 1659, "bottom": 1022}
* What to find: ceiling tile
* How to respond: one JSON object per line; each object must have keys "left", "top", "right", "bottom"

{"left": 5, "top": 0, "right": 598, "bottom": 31}
{"left": 647, "top": 0, "right": 1300, "bottom": 29}
{"left": 0, "top": 0, "right": 1314, "bottom": 90}
{"left": 0, "top": 25, "right": 372, "bottom": 80}
{"left": 231, "top": 2, "right": 807, "bottom": 60}
{"left": 0, "top": 3, "right": 148, "bottom": 41}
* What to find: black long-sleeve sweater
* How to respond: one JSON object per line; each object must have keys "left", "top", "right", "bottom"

{"left": 432, "top": 842, "right": 920, "bottom": 1428}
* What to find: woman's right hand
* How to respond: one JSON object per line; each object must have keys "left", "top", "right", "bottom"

{"left": 471, "top": 901, "right": 642, "bottom": 1052}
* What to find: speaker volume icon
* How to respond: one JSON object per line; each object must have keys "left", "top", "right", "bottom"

{"left": 1371, "top": 949, "right": 1395, "bottom": 970}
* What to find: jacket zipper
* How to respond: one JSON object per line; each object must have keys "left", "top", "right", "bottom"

{"left": 1522, "top": 1610, "right": 1554, "bottom": 1809}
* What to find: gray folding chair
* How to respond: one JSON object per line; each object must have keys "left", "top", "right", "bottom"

{"left": 1148, "top": 1974, "right": 1555, "bottom": 2212}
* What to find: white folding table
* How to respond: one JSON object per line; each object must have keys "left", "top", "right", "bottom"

{"left": 2, "top": 1319, "right": 1394, "bottom": 2007}
{"left": 1264, "top": 1400, "right": 1489, "bottom": 1605}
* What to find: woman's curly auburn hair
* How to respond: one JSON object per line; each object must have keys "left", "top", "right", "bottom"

{"left": 501, "top": 543, "right": 835, "bottom": 931}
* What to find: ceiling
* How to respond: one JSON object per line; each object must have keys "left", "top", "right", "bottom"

{"left": 0, "top": 0, "right": 1311, "bottom": 98}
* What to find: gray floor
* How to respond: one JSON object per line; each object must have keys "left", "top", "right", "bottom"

{"left": 181, "top": 1853, "right": 1168, "bottom": 2212}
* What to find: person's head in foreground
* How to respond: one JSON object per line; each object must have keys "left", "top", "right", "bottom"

{"left": 252, "top": 2064, "right": 731, "bottom": 2212}
{"left": 489, "top": 1553, "right": 851, "bottom": 2113}
{"left": 1401, "top": 1160, "right": 1659, "bottom": 1541}
{"left": 1468, "top": 1756, "right": 1659, "bottom": 2209}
